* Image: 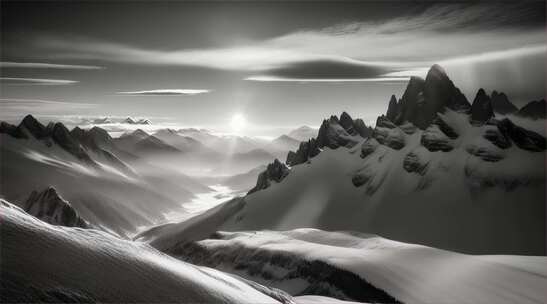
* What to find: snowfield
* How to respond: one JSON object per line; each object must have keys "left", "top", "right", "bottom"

{"left": 0, "top": 200, "right": 292, "bottom": 303}
{"left": 169, "top": 229, "right": 547, "bottom": 304}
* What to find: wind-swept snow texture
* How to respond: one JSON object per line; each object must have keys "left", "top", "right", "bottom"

{"left": 0, "top": 200, "right": 289, "bottom": 304}
{"left": 171, "top": 229, "right": 547, "bottom": 304}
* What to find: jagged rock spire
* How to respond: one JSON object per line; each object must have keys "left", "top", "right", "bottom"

{"left": 389, "top": 64, "right": 470, "bottom": 129}
{"left": 24, "top": 187, "right": 88, "bottom": 228}
{"left": 470, "top": 88, "right": 494, "bottom": 124}
{"left": 248, "top": 159, "right": 290, "bottom": 194}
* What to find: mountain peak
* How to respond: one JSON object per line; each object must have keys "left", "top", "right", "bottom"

{"left": 19, "top": 114, "right": 48, "bottom": 138}
{"left": 491, "top": 91, "right": 518, "bottom": 115}
{"left": 248, "top": 158, "right": 290, "bottom": 194}
{"left": 24, "top": 187, "right": 88, "bottom": 228}
{"left": 470, "top": 88, "right": 494, "bottom": 124}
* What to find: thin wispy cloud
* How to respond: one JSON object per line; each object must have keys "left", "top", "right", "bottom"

{"left": 0, "top": 77, "right": 78, "bottom": 85}
{"left": 0, "top": 98, "right": 96, "bottom": 119}
{"left": 33, "top": 3, "right": 545, "bottom": 82}
{"left": 0, "top": 61, "right": 103, "bottom": 69}
{"left": 117, "top": 89, "right": 210, "bottom": 96}
{"left": 245, "top": 76, "right": 409, "bottom": 82}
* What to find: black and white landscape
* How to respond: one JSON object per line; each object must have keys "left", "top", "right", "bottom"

{"left": 1, "top": 1, "right": 546, "bottom": 303}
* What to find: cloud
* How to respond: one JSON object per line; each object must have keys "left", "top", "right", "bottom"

{"left": 0, "top": 77, "right": 78, "bottom": 85}
{"left": 245, "top": 76, "right": 409, "bottom": 83}
{"left": 0, "top": 98, "right": 96, "bottom": 118}
{"left": 28, "top": 3, "right": 546, "bottom": 82}
{"left": 0, "top": 61, "right": 104, "bottom": 69}
{"left": 116, "top": 89, "right": 210, "bottom": 96}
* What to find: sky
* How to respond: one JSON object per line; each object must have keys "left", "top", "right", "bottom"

{"left": 1, "top": 1, "right": 545, "bottom": 136}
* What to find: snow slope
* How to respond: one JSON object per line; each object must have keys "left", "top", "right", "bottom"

{"left": 170, "top": 229, "right": 547, "bottom": 304}
{"left": 138, "top": 110, "right": 545, "bottom": 255}
{"left": 0, "top": 200, "right": 291, "bottom": 304}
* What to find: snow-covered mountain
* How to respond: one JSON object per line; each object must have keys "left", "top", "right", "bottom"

{"left": 288, "top": 126, "right": 319, "bottom": 142}
{"left": 138, "top": 64, "right": 546, "bottom": 255}
{"left": 0, "top": 200, "right": 296, "bottom": 303}
{"left": 24, "top": 187, "right": 89, "bottom": 228}
{"left": 0, "top": 116, "right": 211, "bottom": 236}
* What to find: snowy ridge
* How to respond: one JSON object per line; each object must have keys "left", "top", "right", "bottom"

{"left": 169, "top": 229, "right": 547, "bottom": 304}
{"left": 0, "top": 199, "right": 292, "bottom": 303}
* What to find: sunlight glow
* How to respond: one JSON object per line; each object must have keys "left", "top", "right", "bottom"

{"left": 230, "top": 113, "right": 247, "bottom": 133}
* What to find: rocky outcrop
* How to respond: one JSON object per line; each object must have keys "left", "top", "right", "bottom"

{"left": 432, "top": 115, "right": 458, "bottom": 139}
{"left": 50, "top": 123, "right": 96, "bottom": 165}
{"left": 248, "top": 159, "right": 290, "bottom": 194}
{"left": 18, "top": 114, "right": 50, "bottom": 138}
{"left": 496, "top": 119, "right": 545, "bottom": 152}
{"left": 403, "top": 151, "right": 430, "bottom": 175}
{"left": 386, "top": 95, "right": 399, "bottom": 122}
{"left": 491, "top": 91, "right": 518, "bottom": 115}
{"left": 0, "top": 121, "right": 27, "bottom": 138}
{"left": 24, "top": 187, "right": 88, "bottom": 228}
{"left": 483, "top": 127, "right": 512, "bottom": 149}
{"left": 286, "top": 138, "right": 321, "bottom": 166}
{"left": 372, "top": 116, "right": 405, "bottom": 150}
{"left": 517, "top": 99, "right": 546, "bottom": 120}
{"left": 465, "top": 145, "right": 504, "bottom": 162}
{"left": 470, "top": 88, "right": 494, "bottom": 124}
{"left": 393, "top": 65, "right": 470, "bottom": 129}
{"left": 421, "top": 125, "right": 453, "bottom": 152}
{"left": 360, "top": 138, "right": 379, "bottom": 158}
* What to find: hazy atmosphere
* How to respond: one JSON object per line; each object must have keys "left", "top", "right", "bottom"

{"left": 1, "top": 1, "right": 545, "bottom": 136}
{"left": 1, "top": 1, "right": 546, "bottom": 303}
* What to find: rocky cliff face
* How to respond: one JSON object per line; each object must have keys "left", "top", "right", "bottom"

{"left": 490, "top": 91, "right": 518, "bottom": 115}
{"left": 391, "top": 65, "right": 471, "bottom": 129}
{"left": 24, "top": 187, "right": 89, "bottom": 228}
{"left": 248, "top": 159, "right": 290, "bottom": 194}
{"left": 470, "top": 88, "right": 495, "bottom": 124}
{"left": 517, "top": 99, "right": 546, "bottom": 120}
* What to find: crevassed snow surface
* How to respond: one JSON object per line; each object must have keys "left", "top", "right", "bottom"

{"left": 0, "top": 200, "right": 286, "bottom": 304}
{"left": 182, "top": 229, "right": 547, "bottom": 304}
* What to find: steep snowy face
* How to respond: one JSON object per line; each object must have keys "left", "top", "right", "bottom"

{"left": 0, "top": 200, "right": 287, "bottom": 304}
{"left": 168, "top": 229, "right": 547, "bottom": 304}
{"left": 24, "top": 187, "right": 89, "bottom": 228}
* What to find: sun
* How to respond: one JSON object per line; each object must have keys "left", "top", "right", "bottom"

{"left": 230, "top": 113, "right": 247, "bottom": 133}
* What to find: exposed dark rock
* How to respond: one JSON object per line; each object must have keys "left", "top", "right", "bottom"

{"left": 248, "top": 159, "right": 290, "bottom": 194}
{"left": 403, "top": 151, "right": 430, "bottom": 175}
{"left": 316, "top": 116, "right": 357, "bottom": 149}
{"left": 517, "top": 99, "right": 546, "bottom": 120}
{"left": 372, "top": 117, "right": 405, "bottom": 150}
{"left": 339, "top": 112, "right": 357, "bottom": 135}
{"left": 496, "top": 119, "right": 546, "bottom": 152}
{"left": 470, "top": 88, "right": 494, "bottom": 124}
{"left": 24, "top": 187, "right": 88, "bottom": 228}
{"left": 483, "top": 128, "right": 512, "bottom": 149}
{"left": 171, "top": 241, "right": 401, "bottom": 304}
{"left": 18, "top": 114, "right": 49, "bottom": 138}
{"left": 50, "top": 123, "right": 95, "bottom": 165}
{"left": 360, "top": 138, "right": 379, "bottom": 158}
{"left": 286, "top": 138, "right": 321, "bottom": 166}
{"left": 394, "top": 65, "right": 470, "bottom": 129}
{"left": 432, "top": 115, "right": 458, "bottom": 139}
{"left": 491, "top": 91, "right": 518, "bottom": 115}
{"left": 465, "top": 145, "right": 504, "bottom": 162}
{"left": 0, "top": 121, "right": 27, "bottom": 138}
{"left": 421, "top": 126, "right": 453, "bottom": 152}
{"left": 353, "top": 118, "right": 373, "bottom": 138}
{"left": 375, "top": 115, "right": 397, "bottom": 129}
{"left": 386, "top": 94, "right": 399, "bottom": 122}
